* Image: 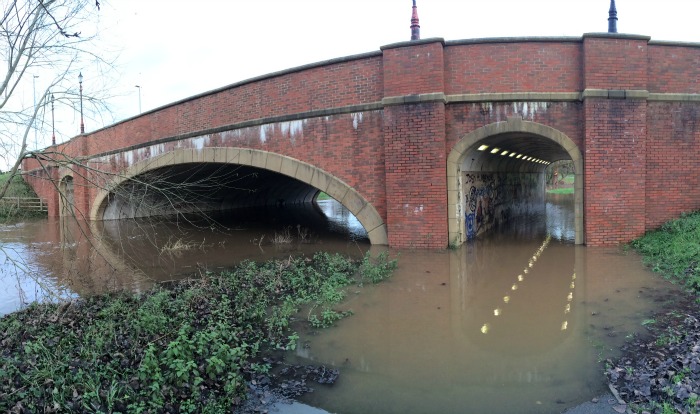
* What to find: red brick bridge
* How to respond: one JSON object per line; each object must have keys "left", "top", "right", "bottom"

{"left": 22, "top": 33, "right": 700, "bottom": 248}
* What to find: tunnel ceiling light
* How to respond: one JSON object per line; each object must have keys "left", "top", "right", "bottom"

{"left": 500, "top": 150, "right": 509, "bottom": 156}
{"left": 508, "top": 152, "right": 516, "bottom": 157}
{"left": 490, "top": 147, "right": 501, "bottom": 154}
{"left": 516, "top": 154, "right": 523, "bottom": 159}
{"left": 478, "top": 145, "right": 489, "bottom": 151}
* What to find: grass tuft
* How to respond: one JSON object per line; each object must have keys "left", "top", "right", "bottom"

{"left": 631, "top": 210, "right": 700, "bottom": 296}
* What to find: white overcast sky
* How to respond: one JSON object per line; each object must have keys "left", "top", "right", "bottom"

{"left": 88, "top": 0, "right": 700, "bottom": 127}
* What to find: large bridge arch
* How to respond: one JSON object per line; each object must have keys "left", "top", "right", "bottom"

{"left": 89, "top": 147, "right": 388, "bottom": 245}
{"left": 447, "top": 117, "right": 584, "bottom": 245}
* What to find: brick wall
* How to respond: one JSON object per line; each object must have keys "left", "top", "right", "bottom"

{"left": 584, "top": 99, "right": 647, "bottom": 245}
{"left": 382, "top": 41, "right": 444, "bottom": 97}
{"left": 583, "top": 36, "right": 649, "bottom": 90}
{"left": 384, "top": 102, "right": 447, "bottom": 248}
{"left": 645, "top": 102, "right": 700, "bottom": 229}
{"left": 84, "top": 55, "right": 385, "bottom": 157}
{"left": 648, "top": 44, "right": 700, "bottom": 93}
{"left": 445, "top": 41, "right": 582, "bottom": 94}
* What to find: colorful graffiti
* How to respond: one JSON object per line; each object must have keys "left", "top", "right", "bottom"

{"left": 464, "top": 172, "right": 544, "bottom": 239}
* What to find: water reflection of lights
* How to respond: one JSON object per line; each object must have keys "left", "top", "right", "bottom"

{"left": 560, "top": 272, "right": 577, "bottom": 331}
{"left": 481, "top": 234, "right": 552, "bottom": 334}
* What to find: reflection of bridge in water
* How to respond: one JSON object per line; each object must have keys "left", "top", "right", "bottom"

{"left": 0, "top": 198, "right": 370, "bottom": 314}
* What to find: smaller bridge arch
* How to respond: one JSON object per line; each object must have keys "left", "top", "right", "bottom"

{"left": 58, "top": 173, "right": 75, "bottom": 218}
{"left": 89, "top": 147, "right": 388, "bottom": 245}
{"left": 447, "top": 117, "right": 584, "bottom": 245}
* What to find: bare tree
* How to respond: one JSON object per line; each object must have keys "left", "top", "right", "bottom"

{"left": 1, "top": 0, "right": 104, "bottom": 196}
{"left": 0, "top": 0, "right": 109, "bottom": 307}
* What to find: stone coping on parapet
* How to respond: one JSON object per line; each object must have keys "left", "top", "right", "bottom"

{"left": 447, "top": 92, "right": 581, "bottom": 103}
{"left": 648, "top": 40, "right": 700, "bottom": 48}
{"left": 446, "top": 36, "right": 581, "bottom": 46}
{"left": 582, "top": 32, "right": 652, "bottom": 41}
{"left": 379, "top": 37, "right": 446, "bottom": 51}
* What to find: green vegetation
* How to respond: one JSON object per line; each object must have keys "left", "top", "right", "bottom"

{"left": 611, "top": 211, "right": 700, "bottom": 413}
{"left": 631, "top": 210, "right": 700, "bottom": 296}
{"left": 0, "top": 172, "right": 46, "bottom": 222}
{"left": 0, "top": 251, "right": 397, "bottom": 413}
{"left": 316, "top": 192, "right": 331, "bottom": 201}
{"left": 546, "top": 187, "right": 574, "bottom": 195}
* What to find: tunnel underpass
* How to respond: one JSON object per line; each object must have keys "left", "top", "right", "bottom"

{"left": 455, "top": 129, "right": 581, "bottom": 243}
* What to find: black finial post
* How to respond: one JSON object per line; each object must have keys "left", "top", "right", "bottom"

{"left": 78, "top": 72, "right": 84, "bottom": 134}
{"left": 51, "top": 93, "right": 55, "bottom": 146}
{"left": 410, "top": 0, "right": 420, "bottom": 41}
{"left": 608, "top": 0, "right": 618, "bottom": 33}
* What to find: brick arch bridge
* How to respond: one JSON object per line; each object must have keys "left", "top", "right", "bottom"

{"left": 22, "top": 33, "right": 700, "bottom": 248}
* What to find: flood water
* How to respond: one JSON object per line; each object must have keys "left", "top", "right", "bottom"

{"left": 0, "top": 195, "right": 679, "bottom": 413}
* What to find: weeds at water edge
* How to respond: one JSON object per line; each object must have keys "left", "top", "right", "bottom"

{"left": 0, "top": 251, "right": 399, "bottom": 413}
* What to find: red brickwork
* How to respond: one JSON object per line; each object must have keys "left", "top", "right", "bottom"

{"left": 84, "top": 56, "right": 384, "bottom": 156}
{"left": 648, "top": 45, "right": 700, "bottom": 93}
{"left": 445, "top": 42, "right": 583, "bottom": 94}
{"left": 584, "top": 99, "right": 647, "bottom": 244}
{"left": 583, "top": 36, "right": 648, "bottom": 90}
{"left": 382, "top": 41, "right": 444, "bottom": 97}
{"left": 645, "top": 102, "right": 700, "bottom": 229}
{"left": 445, "top": 102, "right": 584, "bottom": 152}
{"left": 384, "top": 102, "right": 447, "bottom": 248}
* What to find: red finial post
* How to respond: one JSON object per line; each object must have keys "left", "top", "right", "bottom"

{"left": 410, "top": 0, "right": 420, "bottom": 41}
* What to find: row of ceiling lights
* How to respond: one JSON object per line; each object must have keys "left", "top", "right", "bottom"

{"left": 477, "top": 145, "right": 551, "bottom": 165}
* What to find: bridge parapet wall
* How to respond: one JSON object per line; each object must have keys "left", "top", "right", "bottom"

{"left": 444, "top": 38, "right": 583, "bottom": 94}
{"left": 648, "top": 42, "right": 700, "bottom": 94}
{"left": 83, "top": 54, "right": 385, "bottom": 157}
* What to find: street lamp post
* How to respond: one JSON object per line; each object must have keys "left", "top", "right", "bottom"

{"left": 135, "top": 85, "right": 141, "bottom": 113}
{"left": 78, "top": 72, "right": 84, "bottom": 134}
{"left": 51, "top": 93, "right": 56, "bottom": 146}
{"left": 33, "top": 75, "right": 39, "bottom": 149}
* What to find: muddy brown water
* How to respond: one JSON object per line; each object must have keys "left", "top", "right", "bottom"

{"left": 0, "top": 195, "right": 680, "bottom": 413}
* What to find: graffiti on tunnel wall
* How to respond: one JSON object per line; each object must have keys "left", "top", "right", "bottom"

{"left": 464, "top": 172, "right": 544, "bottom": 239}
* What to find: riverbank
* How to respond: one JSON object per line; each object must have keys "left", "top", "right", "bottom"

{"left": 0, "top": 252, "right": 396, "bottom": 413}
{"left": 599, "top": 211, "right": 700, "bottom": 413}
{"left": 0, "top": 172, "right": 46, "bottom": 222}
